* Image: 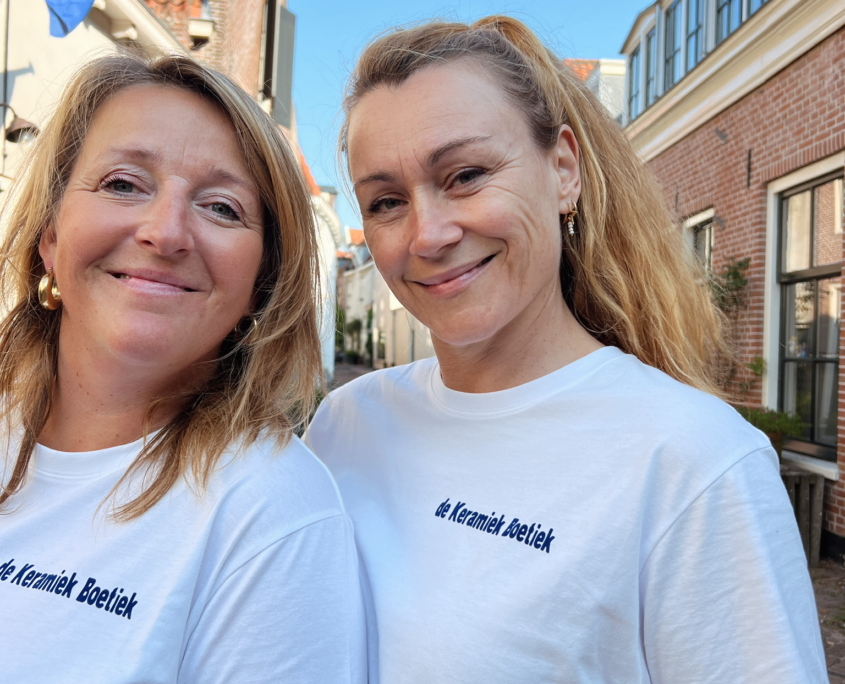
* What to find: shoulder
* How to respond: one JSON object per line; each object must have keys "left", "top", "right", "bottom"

{"left": 206, "top": 433, "right": 347, "bottom": 541}
{"left": 593, "top": 351, "right": 770, "bottom": 453}
{"left": 331, "top": 358, "right": 436, "bottom": 403}
{"left": 313, "top": 358, "right": 437, "bottom": 425}
{"left": 585, "top": 351, "right": 776, "bottom": 502}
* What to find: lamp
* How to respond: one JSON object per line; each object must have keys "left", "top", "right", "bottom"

{"left": 0, "top": 104, "right": 39, "bottom": 143}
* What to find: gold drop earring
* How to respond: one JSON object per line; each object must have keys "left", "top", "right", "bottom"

{"left": 563, "top": 200, "right": 578, "bottom": 237}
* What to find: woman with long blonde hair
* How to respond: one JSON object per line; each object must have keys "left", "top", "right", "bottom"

{"left": 307, "top": 16, "right": 825, "bottom": 683}
{"left": 0, "top": 53, "right": 365, "bottom": 682}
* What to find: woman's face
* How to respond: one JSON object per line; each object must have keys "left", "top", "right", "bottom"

{"left": 347, "top": 62, "right": 580, "bottom": 348}
{"left": 40, "top": 84, "right": 264, "bottom": 377}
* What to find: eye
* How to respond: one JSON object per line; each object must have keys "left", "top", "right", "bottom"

{"left": 209, "top": 201, "right": 241, "bottom": 221}
{"left": 101, "top": 175, "right": 137, "bottom": 195}
{"left": 369, "top": 196, "right": 405, "bottom": 214}
{"left": 453, "top": 168, "right": 485, "bottom": 186}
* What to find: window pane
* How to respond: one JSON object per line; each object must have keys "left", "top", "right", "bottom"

{"left": 628, "top": 47, "right": 641, "bottom": 119}
{"left": 730, "top": 0, "right": 742, "bottom": 32}
{"left": 686, "top": 0, "right": 702, "bottom": 71}
{"left": 814, "top": 179, "right": 843, "bottom": 266}
{"left": 817, "top": 278, "right": 841, "bottom": 358}
{"left": 717, "top": 0, "right": 742, "bottom": 43}
{"left": 748, "top": 0, "right": 767, "bottom": 14}
{"left": 645, "top": 30, "right": 657, "bottom": 106}
{"left": 692, "top": 222, "right": 712, "bottom": 270}
{"left": 783, "top": 190, "right": 811, "bottom": 272}
{"left": 815, "top": 362, "right": 838, "bottom": 446}
{"left": 664, "top": 1, "right": 682, "bottom": 89}
{"left": 783, "top": 361, "right": 813, "bottom": 440}
{"left": 784, "top": 281, "right": 814, "bottom": 358}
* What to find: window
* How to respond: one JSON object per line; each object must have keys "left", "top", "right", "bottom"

{"left": 664, "top": 1, "right": 683, "bottom": 90}
{"left": 779, "top": 174, "right": 844, "bottom": 460}
{"left": 686, "top": 0, "right": 703, "bottom": 71}
{"left": 716, "top": 0, "right": 742, "bottom": 43}
{"left": 628, "top": 46, "right": 641, "bottom": 120}
{"left": 691, "top": 220, "right": 713, "bottom": 271}
{"left": 748, "top": 0, "right": 768, "bottom": 15}
{"left": 645, "top": 29, "right": 658, "bottom": 106}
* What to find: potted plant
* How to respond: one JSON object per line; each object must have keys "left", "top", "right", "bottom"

{"left": 735, "top": 406, "right": 807, "bottom": 460}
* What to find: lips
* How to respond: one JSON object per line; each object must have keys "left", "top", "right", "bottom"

{"left": 108, "top": 269, "right": 197, "bottom": 293}
{"left": 411, "top": 254, "right": 496, "bottom": 297}
{"left": 414, "top": 255, "right": 495, "bottom": 287}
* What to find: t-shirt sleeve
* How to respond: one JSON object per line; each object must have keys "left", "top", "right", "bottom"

{"left": 640, "top": 448, "right": 827, "bottom": 684}
{"left": 178, "top": 514, "right": 367, "bottom": 684}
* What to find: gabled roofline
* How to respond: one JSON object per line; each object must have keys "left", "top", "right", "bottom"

{"left": 106, "top": 0, "right": 185, "bottom": 53}
{"left": 620, "top": 2, "right": 658, "bottom": 55}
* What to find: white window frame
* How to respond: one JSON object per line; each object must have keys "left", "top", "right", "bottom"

{"left": 622, "top": 11, "right": 658, "bottom": 124}
{"left": 683, "top": 207, "right": 715, "bottom": 269}
{"left": 764, "top": 152, "right": 845, "bottom": 480}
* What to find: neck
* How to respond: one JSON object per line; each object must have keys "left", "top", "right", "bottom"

{"left": 38, "top": 330, "right": 210, "bottom": 452}
{"left": 433, "top": 285, "right": 603, "bottom": 394}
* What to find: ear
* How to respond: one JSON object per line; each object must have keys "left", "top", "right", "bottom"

{"left": 38, "top": 224, "right": 57, "bottom": 271}
{"left": 554, "top": 124, "right": 581, "bottom": 213}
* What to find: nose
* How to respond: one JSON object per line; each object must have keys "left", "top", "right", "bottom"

{"left": 134, "top": 186, "right": 194, "bottom": 257}
{"left": 407, "top": 197, "right": 463, "bottom": 258}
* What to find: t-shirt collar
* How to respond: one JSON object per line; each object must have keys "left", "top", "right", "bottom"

{"left": 428, "top": 346, "right": 623, "bottom": 416}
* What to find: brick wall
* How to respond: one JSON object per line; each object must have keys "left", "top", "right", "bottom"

{"left": 144, "top": 0, "right": 266, "bottom": 96}
{"left": 646, "top": 27, "right": 845, "bottom": 536}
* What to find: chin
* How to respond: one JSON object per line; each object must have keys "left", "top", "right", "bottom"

{"left": 103, "top": 323, "right": 200, "bottom": 366}
{"left": 428, "top": 313, "right": 505, "bottom": 348}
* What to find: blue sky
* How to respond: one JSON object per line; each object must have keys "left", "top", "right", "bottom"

{"left": 288, "top": 0, "right": 646, "bottom": 231}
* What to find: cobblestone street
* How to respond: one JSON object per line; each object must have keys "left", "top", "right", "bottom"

{"left": 331, "top": 363, "right": 373, "bottom": 389}
{"left": 813, "top": 559, "right": 845, "bottom": 681}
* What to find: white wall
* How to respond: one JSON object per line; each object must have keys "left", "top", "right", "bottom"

{"left": 311, "top": 194, "right": 343, "bottom": 382}
{"left": 585, "top": 59, "right": 626, "bottom": 122}
{"left": 368, "top": 264, "right": 435, "bottom": 368}
{"left": 0, "top": 0, "right": 183, "bottom": 192}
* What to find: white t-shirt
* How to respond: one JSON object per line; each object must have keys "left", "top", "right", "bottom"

{"left": 0, "top": 432, "right": 367, "bottom": 684}
{"left": 307, "top": 346, "right": 827, "bottom": 684}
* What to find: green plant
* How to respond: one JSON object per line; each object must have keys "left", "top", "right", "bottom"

{"left": 710, "top": 257, "right": 750, "bottom": 315}
{"left": 745, "top": 356, "right": 765, "bottom": 378}
{"left": 735, "top": 406, "right": 806, "bottom": 437}
{"left": 335, "top": 305, "right": 345, "bottom": 351}
{"left": 735, "top": 355, "right": 766, "bottom": 397}
{"left": 346, "top": 317, "right": 363, "bottom": 354}
{"left": 365, "top": 307, "right": 374, "bottom": 366}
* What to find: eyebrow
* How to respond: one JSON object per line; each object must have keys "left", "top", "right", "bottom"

{"left": 203, "top": 166, "right": 256, "bottom": 192}
{"left": 352, "top": 135, "right": 493, "bottom": 190}
{"left": 97, "top": 147, "right": 255, "bottom": 192}
{"left": 99, "top": 146, "right": 163, "bottom": 164}
{"left": 426, "top": 135, "right": 492, "bottom": 166}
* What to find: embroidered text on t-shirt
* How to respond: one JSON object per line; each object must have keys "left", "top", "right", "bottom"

{"left": 435, "top": 498, "right": 555, "bottom": 553}
{"left": 0, "top": 558, "right": 138, "bottom": 619}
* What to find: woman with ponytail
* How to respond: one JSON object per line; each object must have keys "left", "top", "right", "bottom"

{"left": 307, "top": 16, "right": 825, "bottom": 683}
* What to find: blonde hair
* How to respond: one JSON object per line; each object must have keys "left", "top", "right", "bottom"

{"left": 341, "top": 16, "right": 728, "bottom": 395}
{"left": 0, "top": 53, "right": 322, "bottom": 520}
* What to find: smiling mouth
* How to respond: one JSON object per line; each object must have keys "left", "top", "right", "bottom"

{"left": 110, "top": 272, "right": 196, "bottom": 292}
{"left": 417, "top": 254, "right": 496, "bottom": 288}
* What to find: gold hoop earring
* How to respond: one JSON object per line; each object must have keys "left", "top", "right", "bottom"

{"left": 234, "top": 315, "right": 259, "bottom": 341}
{"left": 38, "top": 268, "right": 62, "bottom": 310}
{"left": 563, "top": 200, "right": 578, "bottom": 237}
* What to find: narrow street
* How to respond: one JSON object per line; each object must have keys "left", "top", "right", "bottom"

{"left": 331, "top": 363, "right": 373, "bottom": 389}
{"left": 813, "top": 560, "right": 845, "bottom": 680}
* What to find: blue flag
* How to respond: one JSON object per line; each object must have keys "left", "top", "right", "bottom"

{"left": 45, "top": 0, "right": 95, "bottom": 37}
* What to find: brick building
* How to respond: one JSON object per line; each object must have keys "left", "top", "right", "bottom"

{"left": 622, "top": 0, "right": 845, "bottom": 554}
{"left": 143, "top": 0, "right": 292, "bottom": 112}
